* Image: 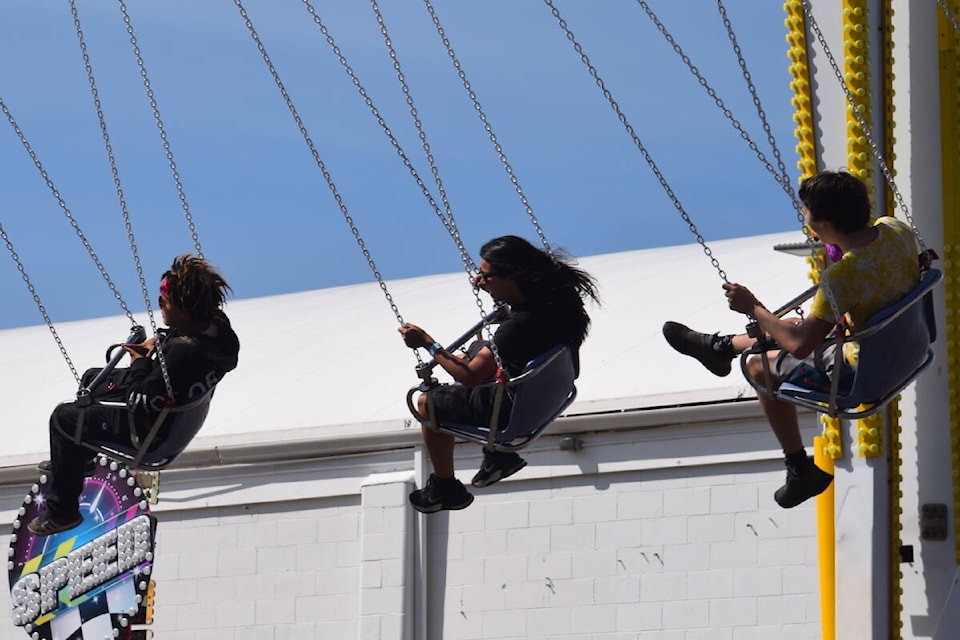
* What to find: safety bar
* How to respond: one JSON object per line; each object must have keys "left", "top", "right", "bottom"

{"left": 406, "top": 344, "right": 571, "bottom": 432}
{"left": 414, "top": 304, "right": 508, "bottom": 383}
{"left": 76, "top": 325, "right": 145, "bottom": 407}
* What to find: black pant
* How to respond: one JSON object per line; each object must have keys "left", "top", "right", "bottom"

{"left": 44, "top": 367, "right": 136, "bottom": 520}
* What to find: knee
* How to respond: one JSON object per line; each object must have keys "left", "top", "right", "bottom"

{"left": 416, "top": 393, "right": 428, "bottom": 416}
{"left": 50, "top": 403, "right": 70, "bottom": 431}
{"left": 745, "top": 353, "right": 784, "bottom": 391}
{"left": 745, "top": 354, "right": 769, "bottom": 383}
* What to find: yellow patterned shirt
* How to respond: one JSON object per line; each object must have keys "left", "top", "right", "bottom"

{"left": 809, "top": 216, "right": 919, "bottom": 331}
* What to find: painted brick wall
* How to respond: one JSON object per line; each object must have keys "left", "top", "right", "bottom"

{"left": 147, "top": 496, "right": 362, "bottom": 640}
{"left": 0, "top": 438, "right": 823, "bottom": 639}
{"left": 428, "top": 462, "right": 821, "bottom": 640}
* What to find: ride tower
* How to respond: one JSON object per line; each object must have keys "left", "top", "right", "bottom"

{"left": 790, "top": 1, "right": 958, "bottom": 637}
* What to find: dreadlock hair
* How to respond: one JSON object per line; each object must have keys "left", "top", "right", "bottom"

{"left": 480, "top": 235, "right": 600, "bottom": 347}
{"left": 161, "top": 254, "right": 232, "bottom": 323}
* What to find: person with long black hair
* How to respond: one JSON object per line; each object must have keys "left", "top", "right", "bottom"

{"left": 400, "top": 235, "right": 599, "bottom": 513}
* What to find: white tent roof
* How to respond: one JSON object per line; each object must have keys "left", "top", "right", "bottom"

{"left": 0, "top": 231, "right": 813, "bottom": 466}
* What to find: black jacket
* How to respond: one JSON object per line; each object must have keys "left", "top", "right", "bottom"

{"left": 125, "top": 313, "right": 240, "bottom": 418}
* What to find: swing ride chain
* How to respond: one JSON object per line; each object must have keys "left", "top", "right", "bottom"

{"left": 422, "top": 0, "right": 553, "bottom": 256}
{"left": 69, "top": 0, "right": 175, "bottom": 400}
{"left": 938, "top": 0, "right": 960, "bottom": 36}
{"left": 0, "top": 224, "right": 81, "bottom": 385}
{"left": 367, "top": 0, "right": 489, "bottom": 320}
{"left": 0, "top": 97, "right": 137, "bottom": 326}
{"left": 418, "top": 0, "right": 511, "bottom": 369}
{"left": 300, "top": 0, "right": 487, "bottom": 321}
{"left": 714, "top": 0, "right": 800, "bottom": 225}
{"left": 544, "top": 0, "right": 728, "bottom": 284}
{"left": 635, "top": 0, "right": 802, "bottom": 219}
{"left": 117, "top": 0, "right": 204, "bottom": 259}
{"left": 801, "top": 0, "right": 929, "bottom": 256}
{"left": 233, "top": 0, "right": 424, "bottom": 365}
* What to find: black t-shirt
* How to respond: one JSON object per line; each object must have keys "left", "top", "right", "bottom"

{"left": 492, "top": 298, "right": 582, "bottom": 377}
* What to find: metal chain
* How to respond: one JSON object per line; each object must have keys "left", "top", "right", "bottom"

{"left": 0, "top": 96, "right": 136, "bottom": 325}
{"left": 116, "top": 0, "right": 203, "bottom": 258}
{"left": 232, "top": 0, "right": 422, "bottom": 365}
{"left": 69, "top": 0, "right": 174, "bottom": 399}
{"left": 0, "top": 223, "right": 81, "bottom": 384}
{"left": 938, "top": 0, "right": 960, "bottom": 34}
{"left": 299, "top": 0, "right": 487, "bottom": 322}
{"left": 421, "top": 0, "right": 553, "bottom": 256}
{"left": 544, "top": 0, "right": 728, "bottom": 283}
{"left": 801, "top": 0, "right": 928, "bottom": 254}
{"left": 366, "top": 0, "right": 490, "bottom": 321}
{"left": 635, "top": 0, "right": 802, "bottom": 221}
{"left": 715, "top": 0, "right": 802, "bottom": 227}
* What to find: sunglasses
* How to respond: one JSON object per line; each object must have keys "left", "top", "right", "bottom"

{"left": 477, "top": 270, "right": 499, "bottom": 282}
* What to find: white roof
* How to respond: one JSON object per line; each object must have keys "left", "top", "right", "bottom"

{"left": 0, "top": 231, "right": 812, "bottom": 465}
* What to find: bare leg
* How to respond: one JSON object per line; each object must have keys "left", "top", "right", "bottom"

{"left": 745, "top": 351, "right": 832, "bottom": 508}
{"left": 746, "top": 352, "right": 803, "bottom": 453}
{"left": 731, "top": 333, "right": 757, "bottom": 354}
{"left": 417, "top": 394, "right": 456, "bottom": 478}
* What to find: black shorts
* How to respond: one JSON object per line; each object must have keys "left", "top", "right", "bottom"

{"left": 426, "top": 384, "right": 513, "bottom": 429}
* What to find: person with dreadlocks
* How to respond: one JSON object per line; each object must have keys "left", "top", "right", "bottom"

{"left": 399, "top": 235, "right": 599, "bottom": 513}
{"left": 28, "top": 254, "right": 240, "bottom": 536}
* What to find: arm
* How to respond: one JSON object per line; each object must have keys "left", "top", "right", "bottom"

{"left": 399, "top": 323, "right": 498, "bottom": 386}
{"left": 724, "top": 283, "right": 834, "bottom": 358}
{"left": 122, "top": 338, "right": 200, "bottom": 413}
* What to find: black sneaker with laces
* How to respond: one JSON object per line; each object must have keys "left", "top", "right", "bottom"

{"left": 409, "top": 474, "right": 474, "bottom": 513}
{"left": 471, "top": 450, "right": 527, "bottom": 488}
{"left": 662, "top": 321, "right": 734, "bottom": 377}
{"left": 774, "top": 455, "right": 834, "bottom": 508}
{"left": 36, "top": 459, "right": 98, "bottom": 477}
{"left": 27, "top": 511, "right": 84, "bottom": 537}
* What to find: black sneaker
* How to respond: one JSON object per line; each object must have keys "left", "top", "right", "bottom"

{"left": 662, "top": 321, "right": 733, "bottom": 377}
{"left": 472, "top": 450, "right": 527, "bottom": 488}
{"left": 409, "top": 474, "right": 474, "bottom": 513}
{"left": 27, "top": 511, "right": 84, "bottom": 537}
{"left": 36, "top": 459, "right": 98, "bottom": 477}
{"left": 774, "top": 456, "right": 834, "bottom": 508}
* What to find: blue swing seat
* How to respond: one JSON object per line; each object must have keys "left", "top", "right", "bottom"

{"left": 747, "top": 268, "right": 941, "bottom": 419}
{"left": 408, "top": 344, "right": 578, "bottom": 452}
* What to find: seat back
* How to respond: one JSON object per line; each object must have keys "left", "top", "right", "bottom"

{"left": 776, "top": 269, "right": 941, "bottom": 416}
{"left": 494, "top": 345, "right": 578, "bottom": 446}
{"left": 430, "top": 345, "right": 578, "bottom": 451}
{"left": 88, "top": 387, "right": 216, "bottom": 469}
{"left": 134, "top": 389, "right": 215, "bottom": 467}
{"left": 845, "top": 268, "right": 940, "bottom": 406}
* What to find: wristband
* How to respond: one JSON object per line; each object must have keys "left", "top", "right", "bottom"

{"left": 428, "top": 342, "right": 443, "bottom": 357}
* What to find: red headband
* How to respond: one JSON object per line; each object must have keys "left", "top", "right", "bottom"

{"left": 159, "top": 277, "right": 172, "bottom": 301}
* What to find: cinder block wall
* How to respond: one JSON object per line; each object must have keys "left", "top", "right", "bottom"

{"left": 427, "top": 464, "right": 819, "bottom": 640}
{"left": 0, "top": 416, "right": 823, "bottom": 640}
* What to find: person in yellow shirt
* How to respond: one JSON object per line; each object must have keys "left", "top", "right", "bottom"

{"left": 663, "top": 170, "right": 919, "bottom": 509}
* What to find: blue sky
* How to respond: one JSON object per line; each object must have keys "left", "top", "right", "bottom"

{"left": 0, "top": 1, "right": 801, "bottom": 330}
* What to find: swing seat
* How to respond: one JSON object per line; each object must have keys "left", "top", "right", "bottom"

{"left": 409, "top": 345, "right": 578, "bottom": 452}
{"left": 755, "top": 268, "right": 941, "bottom": 419}
{"left": 58, "top": 386, "right": 216, "bottom": 470}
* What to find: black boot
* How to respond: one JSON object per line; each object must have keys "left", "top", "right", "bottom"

{"left": 774, "top": 452, "right": 833, "bottom": 508}
{"left": 662, "top": 321, "right": 735, "bottom": 377}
